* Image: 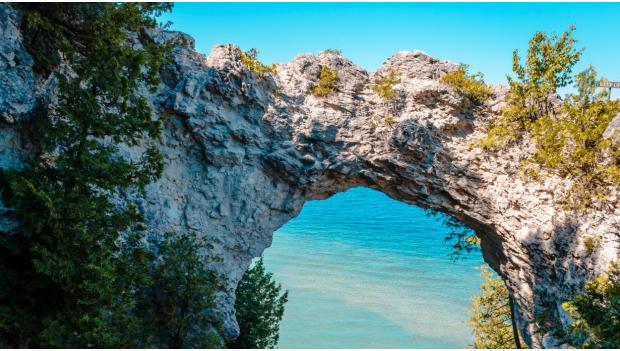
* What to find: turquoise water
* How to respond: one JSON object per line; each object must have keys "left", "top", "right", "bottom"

{"left": 262, "top": 187, "right": 484, "bottom": 348}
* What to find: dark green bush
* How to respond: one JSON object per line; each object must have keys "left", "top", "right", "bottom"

{"left": 137, "top": 233, "right": 223, "bottom": 348}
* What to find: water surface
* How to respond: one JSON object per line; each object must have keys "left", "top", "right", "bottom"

{"left": 263, "top": 187, "right": 484, "bottom": 348}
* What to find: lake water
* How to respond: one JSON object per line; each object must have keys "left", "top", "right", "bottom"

{"left": 262, "top": 187, "right": 484, "bottom": 348}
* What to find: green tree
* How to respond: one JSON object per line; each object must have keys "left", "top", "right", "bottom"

{"left": 561, "top": 262, "right": 620, "bottom": 348}
{"left": 0, "top": 3, "right": 173, "bottom": 347}
{"left": 477, "top": 26, "right": 620, "bottom": 209}
{"left": 426, "top": 209, "right": 479, "bottom": 260}
{"left": 526, "top": 66, "right": 620, "bottom": 208}
{"left": 230, "top": 257, "right": 288, "bottom": 349}
{"left": 469, "top": 264, "right": 524, "bottom": 349}
{"left": 480, "top": 26, "right": 583, "bottom": 147}
{"left": 137, "top": 233, "right": 223, "bottom": 348}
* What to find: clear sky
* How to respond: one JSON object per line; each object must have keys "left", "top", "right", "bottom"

{"left": 161, "top": 2, "right": 620, "bottom": 97}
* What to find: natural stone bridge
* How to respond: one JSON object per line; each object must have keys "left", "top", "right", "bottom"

{"left": 1, "top": 6, "right": 618, "bottom": 347}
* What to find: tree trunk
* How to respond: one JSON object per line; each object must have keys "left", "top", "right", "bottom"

{"left": 509, "top": 294, "right": 523, "bottom": 349}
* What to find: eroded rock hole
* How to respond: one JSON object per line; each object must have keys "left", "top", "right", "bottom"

{"left": 262, "top": 186, "right": 484, "bottom": 348}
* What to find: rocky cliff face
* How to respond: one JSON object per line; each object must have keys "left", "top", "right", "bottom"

{"left": 1, "top": 4, "right": 619, "bottom": 348}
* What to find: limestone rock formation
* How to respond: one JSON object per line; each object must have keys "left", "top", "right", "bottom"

{"left": 1, "top": 4, "right": 619, "bottom": 347}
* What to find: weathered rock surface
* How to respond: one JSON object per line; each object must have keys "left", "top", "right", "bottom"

{"left": 1, "top": 4, "right": 619, "bottom": 348}
{"left": 603, "top": 112, "right": 620, "bottom": 147}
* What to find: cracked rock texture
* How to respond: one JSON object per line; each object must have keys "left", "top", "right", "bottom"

{"left": 1, "top": 4, "right": 619, "bottom": 348}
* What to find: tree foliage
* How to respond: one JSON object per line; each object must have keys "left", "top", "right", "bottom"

{"left": 426, "top": 209, "right": 479, "bottom": 260}
{"left": 469, "top": 264, "right": 524, "bottom": 349}
{"left": 371, "top": 69, "right": 401, "bottom": 100}
{"left": 137, "top": 233, "right": 223, "bottom": 348}
{"left": 0, "top": 3, "right": 174, "bottom": 347}
{"left": 561, "top": 262, "right": 620, "bottom": 348}
{"left": 440, "top": 64, "right": 492, "bottom": 108}
{"left": 230, "top": 257, "right": 288, "bottom": 349}
{"left": 479, "top": 26, "right": 583, "bottom": 148}
{"left": 0, "top": 4, "right": 290, "bottom": 348}
{"left": 311, "top": 66, "right": 339, "bottom": 97}
{"left": 526, "top": 66, "right": 620, "bottom": 208}
{"left": 477, "top": 26, "right": 620, "bottom": 209}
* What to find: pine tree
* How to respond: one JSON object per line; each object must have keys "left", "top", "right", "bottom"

{"left": 230, "top": 257, "right": 288, "bottom": 349}
{"left": 0, "top": 3, "right": 173, "bottom": 347}
{"left": 137, "top": 233, "right": 223, "bottom": 348}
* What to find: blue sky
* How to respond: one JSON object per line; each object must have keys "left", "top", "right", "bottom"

{"left": 161, "top": 3, "right": 620, "bottom": 97}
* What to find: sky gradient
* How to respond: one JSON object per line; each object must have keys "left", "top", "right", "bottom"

{"left": 162, "top": 3, "right": 620, "bottom": 97}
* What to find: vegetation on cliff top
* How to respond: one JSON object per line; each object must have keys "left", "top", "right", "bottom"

{"left": 468, "top": 26, "right": 620, "bottom": 348}
{"left": 478, "top": 25, "right": 583, "bottom": 148}
{"left": 371, "top": 69, "right": 401, "bottom": 100}
{"left": 477, "top": 25, "right": 620, "bottom": 209}
{"left": 312, "top": 66, "right": 339, "bottom": 97}
{"left": 239, "top": 48, "right": 278, "bottom": 78}
{"left": 322, "top": 48, "right": 342, "bottom": 55}
{"left": 440, "top": 64, "right": 493, "bottom": 108}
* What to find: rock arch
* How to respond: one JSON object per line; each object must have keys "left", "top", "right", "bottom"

{"left": 139, "top": 40, "right": 619, "bottom": 347}
{"left": 1, "top": 8, "right": 618, "bottom": 346}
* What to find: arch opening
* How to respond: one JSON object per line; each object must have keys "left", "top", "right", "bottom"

{"left": 262, "top": 186, "right": 485, "bottom": 348}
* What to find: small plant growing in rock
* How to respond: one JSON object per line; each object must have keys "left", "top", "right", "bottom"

{"left": 371, "top": 69, "right": 401, "bottom": 100}
{"left": 322, "top": 48, "right": 342, "bottom": 55}
{"left": 440, "top": 64, "right": 492, "bottom": 107}
{"left": 383, "top": 115, "right": 398, "bottom": 127}
{"left": 583, "top": 235, "right": 602, "bottom": 256}
{"left": 239, "top": 48, "right": 277, "bottom": 78}
{"left": 311, "top": 66, "right": 338, "bottom": 97}
{"left": 370, "top": 114, "right": 398, "bottom": 128}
